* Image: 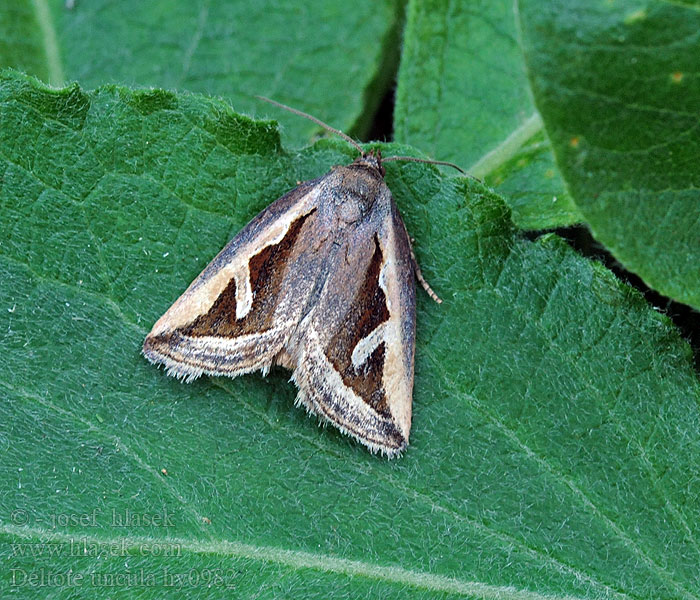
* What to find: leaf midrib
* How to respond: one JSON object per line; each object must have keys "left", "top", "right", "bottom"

{"left": 30, "top": 0, "right": 64, "bottom": 86}
{"left": 2, "top": 524, "right": 603, "bottom": 600}
{"left": 467, "top": 112, "right": 543, "bottom": 180}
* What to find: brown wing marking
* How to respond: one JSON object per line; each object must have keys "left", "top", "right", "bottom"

{"left": 288, "top": 232, "right": 406, "bottom": 454}
{"left": 290, "top": 202, "right": 416, "bottom": 456}
{"left": 181, "top": 210, "right": 312, "bottom": 337}
{"left": 143, "top": 210, "right": 314, "bottom": 379}
{"left": 324, "top": 234, "right": 391, "bottom": 417}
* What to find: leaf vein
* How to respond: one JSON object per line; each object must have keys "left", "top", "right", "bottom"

{"left": 2, "top": 524, "right": 615, "bottom": 600}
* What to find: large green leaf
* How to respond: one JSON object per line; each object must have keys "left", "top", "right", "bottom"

{"left": 394, "top": 0, "right": 581, "bottom": 229}
{"left": 0, "top": 0, "right": 401, "bottom": 146}
{"left": 2, "top": 71, "right": 700, "bottom": 599}
{"left": 518, "top": 0, "right": 700, "bottom": 310}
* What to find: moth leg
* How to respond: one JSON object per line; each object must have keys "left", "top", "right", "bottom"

{"left": 395, "top": 210, "right": 442, "bottom": 304}
{"left": 400, "top": 227, "right": 441, "bottom": 306}
{"left": 409, "top": 243, "right": 442, "bottom": 304}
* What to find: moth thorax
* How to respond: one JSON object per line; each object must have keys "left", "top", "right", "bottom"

{"left": 335, "top": 166, "right": 383, "bottom": 219}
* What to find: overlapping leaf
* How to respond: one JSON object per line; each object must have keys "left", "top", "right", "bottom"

{"left": 394, "top": 0, "right": 581, "bottom": 228}
{"left": 395, "top": 0, "right": 700, "bottom": 310}
{"left": 0, "top": 0, "right": 401, "bottom": 146}
{"left": 518, "top": 0, "right": 700, "bottom": 309}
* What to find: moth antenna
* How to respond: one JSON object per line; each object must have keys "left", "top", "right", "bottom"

{"left": 256, "top": 96, "right": 364, "bottom": 155}
{"left": 383, "top": 155, "right": 467, "bottom": 175}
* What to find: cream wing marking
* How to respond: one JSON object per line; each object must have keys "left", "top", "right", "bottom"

{"left": 375, "top": 216, "right": 413, "bottom": 433}
{"left": 233, "top": 266, "right": 253, "bottom": 319}
{"left": 148, "top": 186, "right": 321, "bottom": 337}
{"left": 350, "top": 322, "right": 387, "bottom": 369}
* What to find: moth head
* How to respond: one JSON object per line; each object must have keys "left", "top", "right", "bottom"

{"left": 352, "top": 149, "right": 386, "bottom": 179}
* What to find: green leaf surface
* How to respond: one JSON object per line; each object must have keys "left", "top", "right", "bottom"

{"left": 518, "top": 0, "right": 700, "bottom": 309}
{"left": 0, "top": 1, "right": 50, "bottom": 83}
{"left": 394, "top": 0, "right": 581, "bottom": 229}
{"left": 0, "top": 0, "right": 401, "bottom": 147}
{"left": 2, "top": 72, "right": 700, "bottom": 599}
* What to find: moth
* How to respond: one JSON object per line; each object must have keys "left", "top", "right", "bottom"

{"left": 143, "top": 98, "right": 463, "bottom": 457}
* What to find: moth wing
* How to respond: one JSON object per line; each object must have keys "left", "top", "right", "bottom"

{"left": 289, "top": 193, "right": 416, "bottom": 457}
{"left": 143, "top": 179, "right": 326, "bottom": 381}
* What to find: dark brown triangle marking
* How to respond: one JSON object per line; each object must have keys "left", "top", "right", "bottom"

{"left": 325, "top": 234, "right": 391, "bottom": 416}
{"left": 181, "top": 211, "right": 314, "bottom": 337}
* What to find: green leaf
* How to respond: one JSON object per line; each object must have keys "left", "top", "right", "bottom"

{"left": 0, "top": 0, "right": 402, "bottom": 147}
{"left": 0, "top": 1, "right": 51, "bottom": 83}
{"left": 394, "top": 0, "right": 582, "bottom": 229}
{"left": 518, "top": 0, "right": 700, "bottom": 310}
{"left": 2, "top": 71, "right": 700, "bottom": 599}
